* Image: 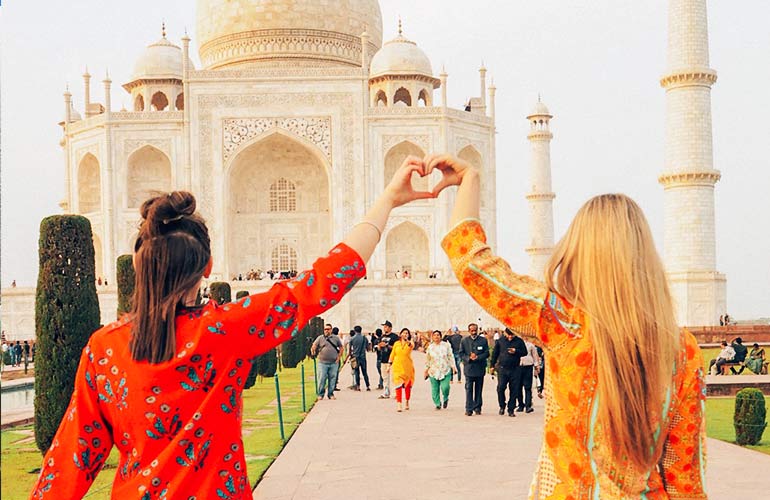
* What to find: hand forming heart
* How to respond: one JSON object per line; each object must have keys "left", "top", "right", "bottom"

{"left": 384, "top": 154, "right": 477, "bottom": 209}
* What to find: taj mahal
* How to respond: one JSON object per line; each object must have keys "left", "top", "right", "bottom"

{"left": 1, "top": 0, "right": 725, "bottom": 338}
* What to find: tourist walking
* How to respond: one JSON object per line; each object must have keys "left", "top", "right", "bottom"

{"left": 431, "top": 153, "right": 706, "bottom": 497}
{"left": 311, "top": 323, "right": 342, "bottom": 400}
{"left": 389, "top": 328, "right": 415, "bottom": 412}
{"left": 516, "top": 339, "right": 539, "bottom": 413}
{"left": 444, "top": 326, "right": 463, "bottom": 383}
{"left": 459, "top": 323, "right": 488, "bottom": 416}
{"left": 30, "top": 154, "right": 435, "bottom": 498}
{"left": 13, "top": 341, "right": 22, "bottom": 366}
{"left": 424, "top": 330, "right": 457, "bottom": 409}
{"left": 372, "top": 328, "right": 384, "bottom": 389}
{"left": 489, "top": 328, "right": 526, "bottom": 417}
{"left": 376, "top": 320, "right": 398, "bottom": 399}
{"left": 348, "top": 325, "right": 371, "bottom": 391}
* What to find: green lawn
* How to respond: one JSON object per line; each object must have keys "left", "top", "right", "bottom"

{"left": 0, "top": 361, "right": 317, "bottom": 499}
{"left": 705, "top": 396, "right": 769, "bottom": 455}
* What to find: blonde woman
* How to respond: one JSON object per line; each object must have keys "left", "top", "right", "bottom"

{"left": 389, "top": 328, "right": 415, "bottom": 412}
{"left": 428, "top": 154, "right": 706, "bottom": 499}
{"left": 424, "top": 330, "right": 457, "bottom": 409}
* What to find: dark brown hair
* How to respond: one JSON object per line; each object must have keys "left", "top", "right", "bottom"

{"left": 130, "top": 191, "right": 211, "bottom": 363}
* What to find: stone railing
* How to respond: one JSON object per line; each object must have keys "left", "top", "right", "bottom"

{"left": 690, "top": 325, "right": 770, "bottom": 345}
{"left": 111, "top": 111, "right": 184, "bottom": 121}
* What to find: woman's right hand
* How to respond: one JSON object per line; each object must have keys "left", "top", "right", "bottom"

{"left": 383, "top": 156, "right": 434, "bottom": 208}
{"left": 424, "top": 154, "right": 477, "bottom": 197}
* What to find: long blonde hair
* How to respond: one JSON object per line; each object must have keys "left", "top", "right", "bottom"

{"left": 545, "top": 194, "right": 679, "bottom": 470}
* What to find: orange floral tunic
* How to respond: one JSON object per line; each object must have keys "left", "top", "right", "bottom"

{"left": 30, "top": 244, "right": 365, "bottom": 500}
{"left": 442, "top": 219, "right": 707, "bottom": 500}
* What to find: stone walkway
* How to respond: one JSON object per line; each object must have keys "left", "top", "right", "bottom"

{"left": 254, "top": 352, "right": 770, "bottom": 500}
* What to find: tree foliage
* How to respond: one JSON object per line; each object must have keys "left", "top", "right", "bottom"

{"left": 34, "top": 215, "right": 101, "bottom": 453}
{"left": 116, "top": 254, "right": 135, "bottom": 316}
{"left": 209, "top": 282, "right": 231, "bottom": 305}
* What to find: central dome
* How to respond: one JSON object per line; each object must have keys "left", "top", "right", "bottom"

{"left": 196, "top": 0, "right": 383, "bottom": 70}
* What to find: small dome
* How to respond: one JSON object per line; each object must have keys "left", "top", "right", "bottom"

{"left": 132, "top": 35, "right": 192, "bottom": 80}
{"left": 370, "top": 32, "right": 433, "bottom": 78}
{"left": 528, "top": 99, "right": 551, "bottom": 118}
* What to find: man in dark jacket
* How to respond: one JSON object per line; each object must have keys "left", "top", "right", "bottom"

{"left": 444, "top": 326, "right": 464, "bottom": 383}
{"left": 459, "top": 323, "right": 489, "bottom": 416}
{"left": 349, "top": 326, "right": 370, "bottom": 391}
{"left": 730, "top": 337, "right": 748, "bottom": 374}
{"left": 490, "top": 328, "right": 527, "bottom": 417}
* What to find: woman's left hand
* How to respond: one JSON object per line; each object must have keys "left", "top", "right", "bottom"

{"left": 383, "top": 156, "right": 434, "bottom": 208}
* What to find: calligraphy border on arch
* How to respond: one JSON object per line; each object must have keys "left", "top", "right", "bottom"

{"left": 196, "top": 92, "right": 358, "bottom": 234}
{"left": 222, "top": 116, "right": 332, "bottom": 163}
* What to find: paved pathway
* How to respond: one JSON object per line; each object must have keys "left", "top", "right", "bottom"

{"left": 254, "top": 352, "right": 770, "bottom": 500}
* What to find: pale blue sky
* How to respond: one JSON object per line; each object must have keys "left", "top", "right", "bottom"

{"left": 1, "top": 1, "right": 768, "bottom": 320}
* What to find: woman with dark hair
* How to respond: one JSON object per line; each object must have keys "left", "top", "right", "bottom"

{"left": 424, "top": 330, "right": 456, "bottom": 409}
{"left": 746, "top": 343, "right": 766, "bottom": 375}
{"left": 389, "top": 328, "right": 415, "bottom": 412}
{"left": 31, "top": 156, "right": 434, "bottom": 498}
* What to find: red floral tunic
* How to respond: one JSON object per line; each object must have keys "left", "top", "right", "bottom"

{"left": 30, "top": 244, "right": 365, "bottom": 499}
{"left": 443, "top": 219, "right": 707, "bottom": 499}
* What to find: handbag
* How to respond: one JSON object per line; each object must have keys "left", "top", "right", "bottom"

{"left": 350, "top": 356, "right": 359, "bottom": 370}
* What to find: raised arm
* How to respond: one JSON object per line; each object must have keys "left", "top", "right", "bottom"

{"left": 428, "top": 154, "right": 583, "bottom": 351}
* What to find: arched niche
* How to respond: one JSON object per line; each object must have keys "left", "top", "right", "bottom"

{"left": 385, "top": 221, "right": 429, "bottom": 279}
{"left": 384, "top": 141, "right": 428, "bottom": 194}
{"left": 418, "top": 89, "right": 430, "bottom": 107}
{"left": 394, "top": 87, "right": 412, "bottom": 107}
{"left": 126, "top": 145, "right": 172, "bottom": 208}
{"left": 134, "top": 94, "right": 145, "bottom": 112}
{"left": 227, "top": 132, "right": 330, "bottom": 279}
{"left": 375, "top": 90, "right": 387, "bottom": 107}
{"left": 150, "top": 92, "right": 169, "bottom": 111}
{"left": 175, "top": 93, "right": 184, "bottom": 111}
{"left": 78, "top": 153, "right": 101, "bottom": 213}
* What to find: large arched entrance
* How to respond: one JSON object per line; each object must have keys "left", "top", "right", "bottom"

{"left": 385, "top": 222, "right": 429, "bottom": 279}
{"left": 227, "top": 132, "right": 330, "bottom": 278}
{"left": 126, "top": 146, "right": 172, "bottom": 208}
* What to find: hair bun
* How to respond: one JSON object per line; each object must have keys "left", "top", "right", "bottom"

{"left": 168, "top": 191, "right": 196, "bottom": 217}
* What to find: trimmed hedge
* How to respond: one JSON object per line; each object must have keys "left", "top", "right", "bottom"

{"left": 245, "top": 348, "right": 279, "bottom": 389}
{"left": 734, "top": 388, "right": 767, "bottom": 446}
{"left": 34, "top": 215, "right": 101, "bottom": 453}
{"left": 116, "top": 254, "right": 135, "bottom": 316}
{"left": 209, "top": 282, "right": 231, "bottom": 305}
{"left": 235, "top": 290, "right": 249, "bottom": 301}
{"left": 281, "top": 316, "right": 323, "bottom": 369}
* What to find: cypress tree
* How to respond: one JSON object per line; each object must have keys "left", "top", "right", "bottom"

{"left": 34, "top": 215, "right": 101, "bottom": 453}
{"left": 209, "top": 282, "right": 231, "bottom": 305}
{"left": 116, "top": 254, "right": 135, "bottom": 316}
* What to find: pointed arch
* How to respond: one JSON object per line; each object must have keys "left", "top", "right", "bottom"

{"left": 271, "top": 243, "right": 298, "bottom": 273}
{"left": 126, "top": 145, "right": 172, "bottom": 208}
{"left": 175, "top": 93, "right": 184, "bottom": 111}
{"left": 385, "top": 222, "right": 429, "bottom": 279}
{"left": 375, "top": 90, "right": 387, "bottom": 107}
{"left": 92, "top": 232, "right": 104, "bottom": 281}
{"left": 418, "top": 89, "right": 430, "bottom": 107}
{"left": 78, "top": 153, "right": 101, "bottom": 213}
{"left": 150, "top": 91, "right": 169, "bottom": 111}
{"left": 384, "top": 140, "right": 428, "bottom": 194}
{"left": 134, "top": 94, "right": 145, "bottom": 111}
{"left": 226, "top": 132, "right": 330, "bottom": 280}
{"left": 458, "top": 145, "right": 483, "bottom": 169}
{"left": 393, "top": 87, "right": 412, "bottom": 107}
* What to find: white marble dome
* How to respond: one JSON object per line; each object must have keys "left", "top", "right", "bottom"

{"left": 132, "top": 36, "right": 191, "bottom": 80}
{"left": 370, "top": 33, "right": 433, "bottom": 78}
{"left": 196, "top": 0, "right": 383, "bottom": 69}
{"left": 528, "top": 100, "right": 551, "bottom": 118}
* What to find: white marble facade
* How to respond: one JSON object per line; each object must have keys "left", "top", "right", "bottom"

{"left": 0, "top": 1, "right": 501, "bottom": 339}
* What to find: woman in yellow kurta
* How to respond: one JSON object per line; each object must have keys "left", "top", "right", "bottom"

{"left": 427, "top": 154, "right": 707, "bottom": 500}
{"left": 388, "top": 328, "right": 415, "bottom": 412}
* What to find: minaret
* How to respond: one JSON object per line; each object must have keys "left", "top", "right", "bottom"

{"left": 525, "top": 98, "right": 556, "bottom": 281}
{"left": 660, "top": 0, "right": 725, "bottom": 326}
{"left": 82, "top": 68, "right": 92, "bottom": 117}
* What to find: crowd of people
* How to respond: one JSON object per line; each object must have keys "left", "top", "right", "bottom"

{"left": 310, "top": 320, "right": 546, "bottom": 417}
{"left": 709, "top": 336, "right": 767, "bottom": 375}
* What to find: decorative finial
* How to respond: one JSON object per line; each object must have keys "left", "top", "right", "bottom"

{"left": 84, "top": 66, "right": 90, "bottom": 77}
{"left": 398, "top": 16, "right": 403, "bottom": 36}
{"left": 538, "top": 93, "right": 541, "bottom": 102}
{"left": 162, "top": 21, "right": 166, "bottom": 38}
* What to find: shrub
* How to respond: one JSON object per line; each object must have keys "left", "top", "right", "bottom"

{"left": 116, "top": 254, "right": 135, "bottom": 316}
{"left": 235, "top": 290, "right": 249, "bottom": 301}
{"left": 281, "top": 317, "right": 323, "bottom": 369}
{"left": 209, "top": 282, "right": 231, "bottom": 305}
{"left": 734, "top": 388, "right": 767, "bottom": 446}
{"left": 34, "top": 215, "right": 101, "bottom": 453}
